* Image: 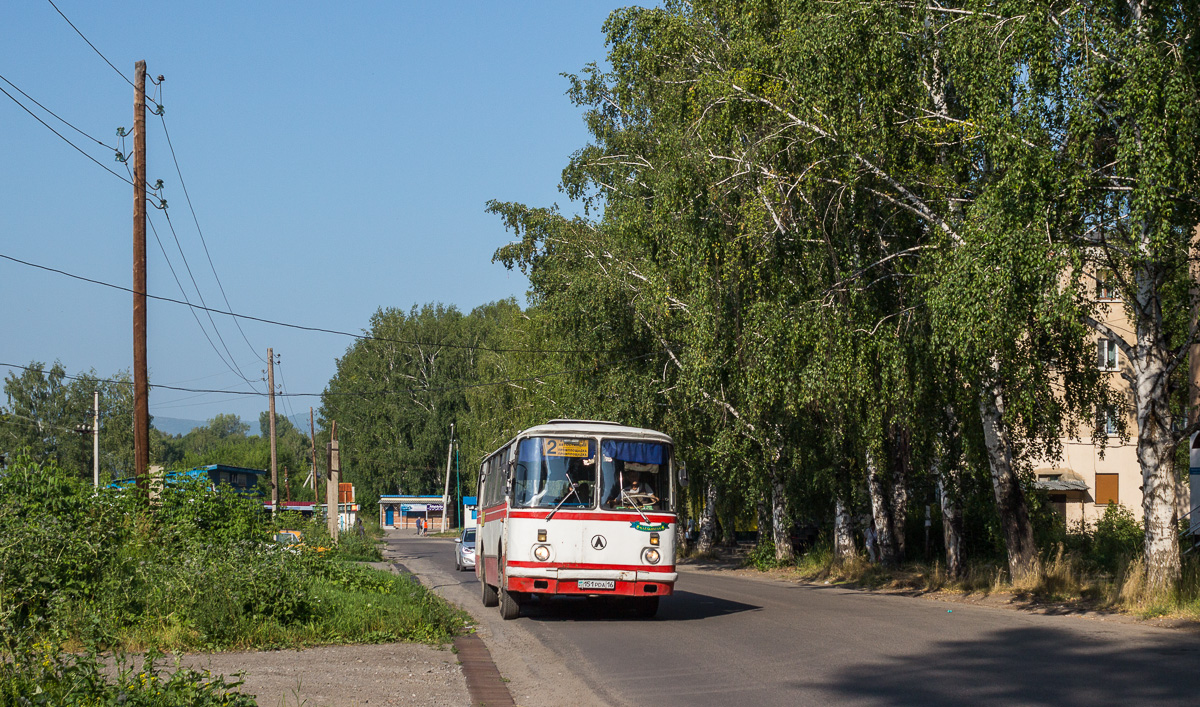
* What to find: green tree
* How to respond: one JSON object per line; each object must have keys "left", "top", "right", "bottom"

{"left": 1, "top": 362, "right": 137, "bottom": 480}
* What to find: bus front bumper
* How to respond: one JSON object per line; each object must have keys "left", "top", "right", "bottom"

{"left": 504, "top": 566, "right": 676, "bottom": 596}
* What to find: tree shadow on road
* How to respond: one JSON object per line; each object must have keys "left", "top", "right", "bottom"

{"left": 816, "top": 624, "right": 1200, "bottom": 706}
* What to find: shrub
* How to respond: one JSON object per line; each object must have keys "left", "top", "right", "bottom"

{"left": 1091, "top": 504, "right": 1143, "bottom": 574}
{"left": 0, "top": 454, "right": 465, "bottom": 654}
{"left": 0, "top": 638, "right": 256, "bottom": 706}
{"left": 744, "top": 539, "right": 789, "bottom": 571}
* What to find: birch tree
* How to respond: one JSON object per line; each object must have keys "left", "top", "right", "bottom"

{"left": 1057, "top": 0, "right": 1200, "bottom": 591}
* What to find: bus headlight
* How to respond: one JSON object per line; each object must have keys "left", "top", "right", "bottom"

{"left": 533, "top": 544, "right": 551, "bottom": 562}
{"left": 643, "top": 548, "right": 661, "bottom": 565}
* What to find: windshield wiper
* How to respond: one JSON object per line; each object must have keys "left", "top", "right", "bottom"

{"left": 544, "top": 472, "right": 579, "bottom": 523}
{"left": 618, "top": 472, "right": 651, "bottom": 524}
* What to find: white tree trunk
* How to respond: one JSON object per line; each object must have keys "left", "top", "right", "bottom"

{"left": 935, "top": 456, "right": 964, "bottom": 580}
{"left": 771, "top": 465, "right": 795, "bottom": 562}
{"left": 834, "top": 495, "right": 856, "bottom": 562}
{"left": 756, "top": 492, "right": 769, "bottom": 546}
{"left": 978, "top": 372, "right": 1041, "bottom": 581}
{"left": 889, "top": 425, "right": 910, "bottom": 559}
{"left": 866, "top": 449, "right": 898, "bottom": 566}
{"left": 1131, "top": 264, "right": 1182, "bottom": 593}
{"left": 697, "top": 480, "right": 718, "bottom": 555}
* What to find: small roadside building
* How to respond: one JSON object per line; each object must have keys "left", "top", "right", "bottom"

{"left": 463, "top": 496, "right": 478, "bottom": 527}
{"left": 379, "top": 494, "right": 446, "bottom": 531}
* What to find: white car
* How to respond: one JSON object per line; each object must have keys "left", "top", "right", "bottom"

{"left": 454, "top": 527, "right": 476, "bottom": 571}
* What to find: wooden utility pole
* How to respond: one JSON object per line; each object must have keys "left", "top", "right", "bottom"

{"left": 132, "top": 60, "right": 150, "bottom": 490}
{"left": 267, "top": 347, "right": 278, "bottom": 513}
{"left": 326, "top": 420, "right": 340, "bottom": 542}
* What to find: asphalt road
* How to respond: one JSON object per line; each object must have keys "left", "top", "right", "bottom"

{"left": 387, "top": 532, "right": 1200, "bottom": 706}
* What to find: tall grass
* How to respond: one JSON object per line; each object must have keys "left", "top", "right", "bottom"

{"left": 0, "top": 454, "right": 466, "bottom": 653}
{"left": 743, "top": 516, "right": 1200, "bottom": 620}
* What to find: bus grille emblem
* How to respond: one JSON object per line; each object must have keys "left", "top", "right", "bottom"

{"left": 591, "top": 535, "right": 606, "bottom": 550}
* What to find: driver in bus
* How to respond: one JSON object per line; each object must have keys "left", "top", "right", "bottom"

{"left": 624, "top": 471, "right": 654, "bottom": 499}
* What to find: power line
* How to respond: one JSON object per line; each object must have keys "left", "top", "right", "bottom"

{"left": 0, "top": 351, "right": 660, "bottom": 399}
{"left": 0, "top": 72, "right": 117, "bottom": 151}
{"left": 274, "top": 355, "right": 301, "bottom": 423}
{"left": 45, "top": 0, "right": 136, "bottom": 90}
{"left": 0, "top": 251, "right": 613, "bottom": 355}
{"left": 147, "top": 212, "right": 263, "bottom": 392}
{"left": 158, "top": 108, "right": 266, "bottom": 364}
{"left": 0, "top": 83, "right": 133, "bottom": 186}
{"left": 159, "top": 208, "right": 263, "bottom": 389}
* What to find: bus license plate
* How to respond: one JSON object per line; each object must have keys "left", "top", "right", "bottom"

{"left": 578, "top": 579, "right": 615, "bottom": 590}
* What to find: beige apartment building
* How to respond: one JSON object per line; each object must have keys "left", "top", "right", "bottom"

{"left": 1033, "top": 268, "right": 1194, "bottom": 528}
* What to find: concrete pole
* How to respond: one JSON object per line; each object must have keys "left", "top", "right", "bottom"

{"left": 442, "top": 422, "right": 454, "bottom": 532}
{"left": 267, "top": 348, "right": 278, "bottom": 514}
{"left": 327, "top": 420, "right": 340, "bottom": 542}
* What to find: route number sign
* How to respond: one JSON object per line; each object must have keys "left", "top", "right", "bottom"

{"left": 543, "top": 438, "right": 590, "bottom": 458}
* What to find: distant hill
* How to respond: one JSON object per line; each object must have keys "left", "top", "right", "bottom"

{"left": 152, "top": 413, "right": 312, "bottom": 438}
{"left": 152, "top": 416, "right": 206, "bottom": 437}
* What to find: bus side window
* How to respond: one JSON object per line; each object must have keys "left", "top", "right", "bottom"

{"left": 483, "top": 458, "right": 493, "bottom": 507}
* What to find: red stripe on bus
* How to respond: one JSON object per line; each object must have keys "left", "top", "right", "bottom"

{"left": 506, "top": 560, "right": 675, "bottom": 573}
{"left": 506, "top": 510, "right": 675, "bottom": 523}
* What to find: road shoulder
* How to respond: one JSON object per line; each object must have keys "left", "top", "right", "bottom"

{"left": 383, "top": 531, "right": 615, "bottom": 707}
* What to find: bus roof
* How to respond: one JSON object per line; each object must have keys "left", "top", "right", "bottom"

{"left": 519, "top": 420, "right": 674, "bottom": 445}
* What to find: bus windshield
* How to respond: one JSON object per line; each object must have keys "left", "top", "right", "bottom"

{"left": 512, "top": 437, "right": 597, "bottom": 509}
{"left": 601, "top": 439, "right": 671, "bottom": 511}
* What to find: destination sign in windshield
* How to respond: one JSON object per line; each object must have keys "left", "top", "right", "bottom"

{"left": 542, "top": 438, "right": 591, "bottom": 458}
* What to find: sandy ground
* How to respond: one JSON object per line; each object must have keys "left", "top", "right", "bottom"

{"left": 156, "top": 643, "right": 467, "bottom": 707}
{"left": 381, "top": 533, "right": 612, "bottom": 707}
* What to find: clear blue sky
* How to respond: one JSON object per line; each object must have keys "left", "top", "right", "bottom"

{"left": 1, "top": 1, "right": 629, "bottom": 427}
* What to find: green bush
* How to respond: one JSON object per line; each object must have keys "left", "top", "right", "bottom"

{"left": 0, "top": 639, "right": 256, "bottom": 706}
{"left": 0, "top": 454, "right": 464, "bottom": 653}
{"left": 1091, "top": 504, "right": 1143, "bottom": 574}
{"left": 745, "top": 539, "right": 789, "bottom": 571}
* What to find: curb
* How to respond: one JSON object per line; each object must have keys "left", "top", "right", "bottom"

{"left": 454, "top": 633, "right": 515, "bottom": 706}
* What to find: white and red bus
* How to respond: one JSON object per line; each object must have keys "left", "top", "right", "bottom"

{"left": 475, "top": 420, "right": 682, "bottom": 619}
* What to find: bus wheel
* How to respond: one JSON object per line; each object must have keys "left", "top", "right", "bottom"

{"left": 499, "top": 585, "right": 521, "bottom": 620}
{"left": 633, "top": 595, "right": 659, "bottom": 618}
{"left": 498, "top": 551, "right": 521, "bottom": 620}
{"left": 481, "top": 571, "right": 499, "bottom": 607}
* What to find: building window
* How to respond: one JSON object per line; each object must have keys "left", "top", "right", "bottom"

{"left": 1096, "top": 269, "right": 1118, "bottom": 300}
{"left": 1104, "top": 406, "right": 1119, "bottom": 436}
{"left": 1095, "top": 473, "right": 1119, "bottom": 505}
{"left": 1098, "top": 338, "right": 1119, "bottom": 371}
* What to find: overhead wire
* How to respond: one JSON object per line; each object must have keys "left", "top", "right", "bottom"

{"left": 0, "top": 251, "right": 617, "bottom": 355}
{"left": 125, "top": 147, "right": 264, "bottom": 394}
{"left": 0, "top": 350, "right": 661, "bottom": 399}
{"left": 0, "top": 82, "right": 133, "bottom": 186}
{"left": 159, "top": 207, "right": 264, "bottom": 390}
{"left": 45, "top": 0, "right": 136, "bottom": 90}
{"left": 146, "top": 213, "right": 264, "bottom": 393}
{"left": 0, "top": 72, "right": 118, "bottom": 152}
{"left": 273, "top": 355, "right": 302, "bottom": 424}
{"left": 157, "top": 100, "right": 266, "bottom": 364}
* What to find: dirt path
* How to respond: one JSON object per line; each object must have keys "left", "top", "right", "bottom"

{"left": 382, "top": 531, "right": 612, "bottom": 707}
{"left": 168, "top": 642, "right": 467, "bottom": 706}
